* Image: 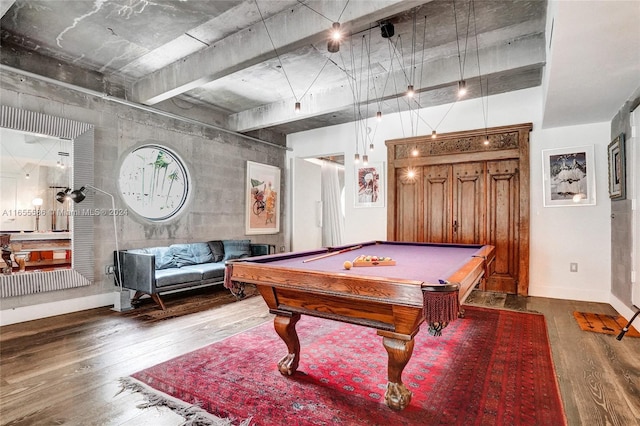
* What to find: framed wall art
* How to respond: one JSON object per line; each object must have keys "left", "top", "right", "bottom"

{"left": 354, "top": 162, "right": 384, "bottom": 208}
{"left": 118, "top": 144, "right": 190, "bottom": 220}
{"left": 607, "top": 133, "right": 626, "bottom": 200}
{"left": 542, "top": 145, "right": 596, "bottom": 207}
{"left": 245, "top": 161, "right": 280, "bottom": 234}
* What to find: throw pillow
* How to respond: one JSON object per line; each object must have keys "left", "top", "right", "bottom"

{"left": 144, "top": 247, "right": 177, "bottom": 270}
{"left": 170, "top": 243, "right": 213, "bottom": 267}
{"left": 207, "top": 240, "right": 225, "bottom": 262}
{"left": 222, "top": 239, "right": 251, "bottom": 261}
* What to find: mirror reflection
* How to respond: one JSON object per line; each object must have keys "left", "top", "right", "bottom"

{"left": 1, "top": 128, "right": 73, "bottom": 271}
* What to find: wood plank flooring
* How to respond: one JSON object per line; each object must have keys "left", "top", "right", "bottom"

{"left": 1, "top": 286, "right": 639, "bottom": 425}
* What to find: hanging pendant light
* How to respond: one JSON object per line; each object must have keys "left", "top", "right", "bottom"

{"left": 354, "top": 153, "right": 360, "bottom": 164}
{"left": 431, "top": 130, "right": 437, "bottom": 139}
{"left": 294, "top": 102, "right": 301, "bottom": 113}
{"left": 458, "top": 80, "right": 467, "bottom": 97}
{"left": 406, "top": 85, "right": 415, "bottom": 98}
{"left": 376, "top": 111, "right": 382, "bottom": 122}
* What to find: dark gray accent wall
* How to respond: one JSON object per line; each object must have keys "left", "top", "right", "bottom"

{"left": 610, "top": 87, "right": 640, "bottom": 309}
{"left": 0, "top": 69, "right": 286, "bottom": 310}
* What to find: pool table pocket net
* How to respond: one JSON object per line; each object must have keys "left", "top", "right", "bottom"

{"left": 422, "top": 290, "right": 459, "bottom": 336}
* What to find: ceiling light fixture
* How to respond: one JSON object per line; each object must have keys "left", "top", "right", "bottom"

{"left": 406, "top": 85, "right": 415, "bottom": 98}
{"left": 376, "top": 111, "right": 382, "bottom": 122}
{"left": 369, "top": 143, "right": 374, "bottom": 151}
{"left": 294, "top": 102, "right": 301, "bottom": 113}
{"left": 432, "top": 130, "right": 437, "bottom": 139}
{"left": 328, "top": 22, "right": 342, "bottom": 53}
{"left": 354, "top": 153, "right": 360, "bottom": 164}
{"left": 25, "top": 173, "right": 30, "bottom": 179}
{"left": 362, "top": 154, "right": 368, "bottom": 165}
{"left": 458, "top": 80, "right": 467, "bottom": 97}
{"left": 380, "top": 21, "right": 395, "bottom": 38}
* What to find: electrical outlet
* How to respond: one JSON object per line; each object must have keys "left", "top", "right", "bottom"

{"left": 105, "top": 264, "right": 115, "bottom": 275}
{"left": 570, "top": 263, "right": 578, "bottom": 273}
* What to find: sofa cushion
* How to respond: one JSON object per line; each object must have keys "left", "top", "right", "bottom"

{"left": 155, "top": 268, "right": 203, "bottom": 287}
{"left": 180, "top": 262, "right": 226, "bottom": 281}
{"left": 207, "top": 240, "right": 225, "bottom": 263}
{"left": 128, "top": 246, "right": 176, "bottom": 270}
{"left": 170, "top": 243, "right": 213, "bottom": 267}
{"left": 223, "top": 239, "right": 252, "bottom": 261}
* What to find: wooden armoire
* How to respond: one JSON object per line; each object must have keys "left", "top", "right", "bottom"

{"left": 386, "top": 123, "right": 532, "bottom": 295}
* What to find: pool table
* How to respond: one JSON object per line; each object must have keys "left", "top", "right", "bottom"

{"left": 225, "top": 240, "right": 495, "bottom": 411}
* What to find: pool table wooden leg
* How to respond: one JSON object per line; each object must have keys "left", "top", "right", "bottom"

{"left": 273, "top": 313, "right": 301, "bottom": 376}
{"left": 382, "top": 336, "right": 415, "bottom": 410}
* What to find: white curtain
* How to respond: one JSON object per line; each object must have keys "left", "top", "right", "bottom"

{"left": 321, "top": 160, "right": 344, "bottom": 246}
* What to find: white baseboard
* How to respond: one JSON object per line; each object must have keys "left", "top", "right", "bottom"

{"left": 528, "top": 285, "right": 609, "bottom": 303}
{"left": 0, "top": 293, "right": 114, "bottom": 326}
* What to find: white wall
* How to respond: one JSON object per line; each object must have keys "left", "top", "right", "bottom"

{"left": 529, "top": 122, "right": 611, "bottom": 301}
{"left": 287, "top": 87, "right": 612, "bottom": 303}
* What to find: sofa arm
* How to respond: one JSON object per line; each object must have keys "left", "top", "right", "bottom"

{"left": 114, "top": 250, "right": 156, "bottom": 293}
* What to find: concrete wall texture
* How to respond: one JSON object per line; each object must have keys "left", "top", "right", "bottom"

{"left": 0, "top": 69, "right": 286, "bottom": 315}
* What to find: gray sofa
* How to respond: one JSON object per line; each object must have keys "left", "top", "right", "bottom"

{"left": 115, "top": 239, "right": 269, "bottom": 310}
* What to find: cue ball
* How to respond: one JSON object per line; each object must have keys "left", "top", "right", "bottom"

{"left": 343, "top": 261, "right": 352, "bottom": 270}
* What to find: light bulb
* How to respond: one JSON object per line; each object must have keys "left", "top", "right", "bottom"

{"left": 331, "top": 22, "right": 342, "bottom": 41}
{"left": 406, "top": 85, "right": 415, "bottom": 98}
{"left": 458, "top": 80, "right": 467, "bottom": 97}
{"left": 411, "top": 147, "right": 419, "bottom": 156}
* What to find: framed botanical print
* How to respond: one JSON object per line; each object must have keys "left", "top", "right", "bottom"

{"left": 118, "top": 144, "right": 190, "bottom": 220}
{"left": 542, "top": 146, "right": 596, "bottom": 207}
{"left": 607, "top": 133, "right": 626, "bottom": 200}
{"left": 245, "top": 161, "right": 280, "bottom": 234}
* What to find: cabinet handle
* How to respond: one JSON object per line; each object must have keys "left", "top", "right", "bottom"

{"left": 453, "top": 220, "right": 458, "bottom": 233}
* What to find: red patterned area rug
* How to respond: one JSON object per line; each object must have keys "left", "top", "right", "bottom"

{"left": 121, "top": 306, "right": 566, "bottom": 426}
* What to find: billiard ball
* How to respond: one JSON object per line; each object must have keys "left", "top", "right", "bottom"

{"left": 343, "top": 260, "right": 352, "bottom": 270}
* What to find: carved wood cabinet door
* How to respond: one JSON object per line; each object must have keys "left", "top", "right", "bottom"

{"left": 486, "top": 159, "right": 520, "bottom": 294}
{"left": 386, "top": 123, "right": 531, "bottom": 295}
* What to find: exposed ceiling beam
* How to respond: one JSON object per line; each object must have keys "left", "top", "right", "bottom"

{"left": 130, "top": 0, "right": 431, "bottom": 106}
{"left": 229, "top": 32, "right": 545, "bottom": 132}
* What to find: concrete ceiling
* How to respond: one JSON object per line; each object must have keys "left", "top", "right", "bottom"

{"left": 0, "top": 1, "right": 638, "bottom": 138}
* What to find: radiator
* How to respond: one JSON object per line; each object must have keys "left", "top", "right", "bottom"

{"left": 0, "top": 269, "right": 91, "bottom": 298}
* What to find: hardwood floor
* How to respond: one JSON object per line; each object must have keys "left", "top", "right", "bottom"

{"left": 1, "top": 287, "right": 639, "bottom": 425}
